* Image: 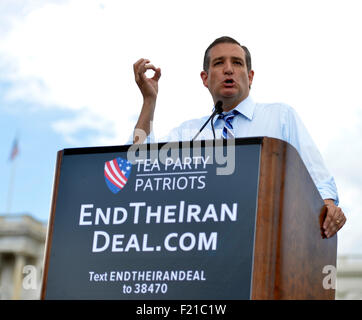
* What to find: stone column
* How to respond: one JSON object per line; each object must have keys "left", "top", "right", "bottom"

{"left": 12, "top": 254, "right": 26, "bottom": 300}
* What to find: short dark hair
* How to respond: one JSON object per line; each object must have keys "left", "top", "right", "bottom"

{"left": 203, "top": 36, "right": 252, "bottom": 73}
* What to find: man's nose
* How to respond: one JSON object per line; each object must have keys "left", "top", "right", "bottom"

{"left": 223, "top": 61, "right": 233, "bottom": 74}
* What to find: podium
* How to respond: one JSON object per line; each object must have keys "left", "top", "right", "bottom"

{"left": 41, "top": 137, "right": 336, "bottom": 300}
{"left": 251, "top": 137, "right": 336, "bottom": 299}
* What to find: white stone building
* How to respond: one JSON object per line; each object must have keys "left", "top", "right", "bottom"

{"left": 336, "top": 255, "right": 362, "bottom": 299}
{"left": 0, "top": 214, "right": 46, "bottom": 300}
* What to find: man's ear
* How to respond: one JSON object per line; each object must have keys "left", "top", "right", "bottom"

{"left": 248, "top": 70, "right": 255, "bottom": 89}
{"left": 200, "top": 71, "right": 208, "bottom": 88}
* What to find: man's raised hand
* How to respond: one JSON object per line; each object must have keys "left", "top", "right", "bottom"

{"left": 132, "top": 59, "right": 161, "bottom": 144}
{"left": 133, "top": 58, "right": 161, "bottom": 101}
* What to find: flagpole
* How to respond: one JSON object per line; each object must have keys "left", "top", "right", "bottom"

{"left": 6, "top": 136, "right": 19, "bottom": 215}
{"left": 6, "top": 156, "right": 17, "bottom": 214}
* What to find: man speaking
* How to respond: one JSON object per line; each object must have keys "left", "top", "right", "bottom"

{"left": 131, "top": 36, "right": 346, "bottom": 239}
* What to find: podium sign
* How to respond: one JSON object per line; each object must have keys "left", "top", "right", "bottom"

{"left": 42, "top": 138, "right": 262, "bottom": 299}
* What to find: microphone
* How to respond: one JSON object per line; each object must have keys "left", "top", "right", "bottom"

{"left": 192, "top": 101, "right": 223, "bottom": 141}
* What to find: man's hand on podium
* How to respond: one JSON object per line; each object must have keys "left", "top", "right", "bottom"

{"left": 322, "top": 199, "right": 346, "bottom": 238}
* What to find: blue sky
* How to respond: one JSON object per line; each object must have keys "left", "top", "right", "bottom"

{"left": 0, "top": 90, "right": 74, "bottom": 223}
{"left": 0, "top": 0, "right": 362, "bottom": 254}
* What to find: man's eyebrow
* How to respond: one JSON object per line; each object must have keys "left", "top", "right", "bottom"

{"left": 212, "top": 56, "right": 224, "bottom": 62}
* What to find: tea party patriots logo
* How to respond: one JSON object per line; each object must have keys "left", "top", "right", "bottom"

{"left": 104, "top": 157, "right": 132, "bottom": 194}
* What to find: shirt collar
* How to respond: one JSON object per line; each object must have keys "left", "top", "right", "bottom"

{"left": 212, "top": 95, "right": 256, "bottom": 124}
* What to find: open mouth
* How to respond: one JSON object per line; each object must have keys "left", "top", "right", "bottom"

{"left": 223, "top": 79, "right": 235, "bottom": 87}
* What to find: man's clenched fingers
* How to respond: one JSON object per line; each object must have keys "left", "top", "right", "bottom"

{"left": 323, "top": 203, "right": 346, "bottom": 238}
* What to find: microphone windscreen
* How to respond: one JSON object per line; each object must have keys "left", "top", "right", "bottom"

{"left": 215, "top": 100, "right": 223, "bottom": 114}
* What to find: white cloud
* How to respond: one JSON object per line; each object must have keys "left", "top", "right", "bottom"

{"left": 51, "top": 109, "right": 114, "bottom": 145}
{"left": 0, "top": 0, "right": 361, "bottom": 253}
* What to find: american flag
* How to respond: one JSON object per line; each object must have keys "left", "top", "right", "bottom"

{"left": 9, "top": 138, "right": 19, "bottom": 161}
{"left": 104, "top": 157, "right": 132, "bottom": 193}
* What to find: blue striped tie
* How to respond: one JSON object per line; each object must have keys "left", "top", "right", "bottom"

{"left": 218, "top": 110, "right": 238, "bottom": 139}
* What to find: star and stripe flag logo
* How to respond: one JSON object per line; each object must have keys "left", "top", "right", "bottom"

{"left": 104, "top": 157, "right": 132, "bottom": 194}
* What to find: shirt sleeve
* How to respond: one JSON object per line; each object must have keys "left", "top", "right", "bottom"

{"left": 125, "top": 130, "right": 156, "bottom": 145}
{"left": 283, "top": 106, "right": 339, "bottom": 205}
{"left": 126, "top": 119, "right": 200, "bottom": 145}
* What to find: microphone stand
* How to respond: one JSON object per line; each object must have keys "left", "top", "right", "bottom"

{"left": 192, "top": 101, "right": 223, "bottom": 141}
